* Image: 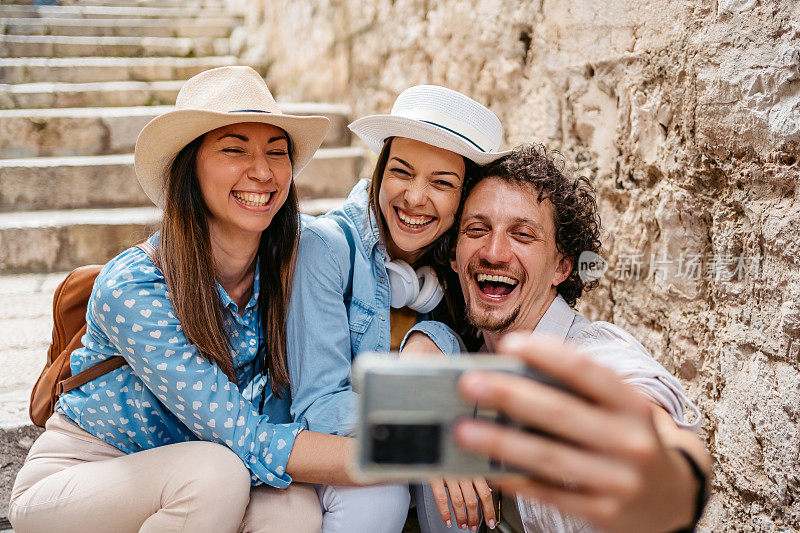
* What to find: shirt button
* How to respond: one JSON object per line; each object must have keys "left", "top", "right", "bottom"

{"left": 380, "top": 277, "right": 386, "bottom": 283}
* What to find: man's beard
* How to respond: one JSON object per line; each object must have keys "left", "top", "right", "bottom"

{"left": 463, "top": 258, "right": 524, "bottom": 334}
{"left": 465, "top": 299, "right": 521, "bottom": 333}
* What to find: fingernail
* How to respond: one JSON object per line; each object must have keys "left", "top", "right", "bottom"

{"left": 471, "top": 526, "right": 478, "bottom": 532}
{"left": 460, "top": 524, "right": 467, "bottom": 530}
{"left": 454, "top": 420, "right": 484, "bottom": 447}
{"left": 488, "top": 519, "right": 496, "bottom": 529}
{"left": 460, "top": 372, "right": 492, "bottom": 400}
{"left": 446, "top": 520, "right": 451, "bottom": 527}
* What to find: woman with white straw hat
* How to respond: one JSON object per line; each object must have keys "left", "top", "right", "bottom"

{"left": 286, "top": 85, "right": 511, "bottom": 532}
{"left": 9, "top": 66, "right": 359, "bottom": 533}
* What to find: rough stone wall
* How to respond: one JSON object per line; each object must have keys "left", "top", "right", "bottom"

{"left": 234, "top": 1, "right": 800, "bottom": 530}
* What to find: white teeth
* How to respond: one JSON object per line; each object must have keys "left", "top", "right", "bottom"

{"left": 233, "top": 191, "right": 271, "bottom": 207}
{"left": 476, "top": 273, "right": 519, "bottom": 286}
{"left": 397, "top": 209, "right": 434, "bottom": 227}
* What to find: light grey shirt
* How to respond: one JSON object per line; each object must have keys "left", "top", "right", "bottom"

{"left": 516, "top": 294, "right": 701, "bottom": 533}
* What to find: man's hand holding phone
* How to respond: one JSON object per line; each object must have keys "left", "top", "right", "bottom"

{"left": 452, "top": 333, "right": 710, "bottom": 533}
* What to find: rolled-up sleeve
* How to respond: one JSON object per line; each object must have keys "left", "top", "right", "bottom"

{"left": 286, "top": 228, "right": 359, "bottom": 436}
{"left": 571, "top": 322, "right": 701, "bottom": 432}
{"left": 399, "top": 320, "right": 465, "bottom": 356}
{"left": 90, "top": 260, "right": 302, "bottom": 487}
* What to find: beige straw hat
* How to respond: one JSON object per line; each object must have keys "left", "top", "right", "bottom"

{"left": 134, "top": 66, "right": 330, "bottom": 208}
{"left": 348, "top": 85, "right": 510, "bottom": 165}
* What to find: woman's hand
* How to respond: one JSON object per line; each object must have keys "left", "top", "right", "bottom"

{"left": 428, "top": 476, "right": 496, "bottom": 531}
{"left": 452, "top": 334, "right": 711, "bottom": 533}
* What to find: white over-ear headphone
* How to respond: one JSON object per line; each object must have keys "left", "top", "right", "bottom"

{"left": 384, "top": 259, "right": 444, "bottom": 314}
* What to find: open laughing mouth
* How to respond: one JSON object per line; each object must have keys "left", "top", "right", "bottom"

{"left": 475, "top": 272, "right": 519, "bottom": 298}
{"left": 394, "top": 207, "right": 435, "bottom": 230}
{"left": 232, "top": 191, "right": 273, "bottom": 209}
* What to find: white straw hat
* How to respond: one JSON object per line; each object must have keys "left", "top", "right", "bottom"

{"left": 347, "top": 85, "right": 510, "bottom": 165}
{"left": 135, "top": 66, "right": 330, "bottom": 208}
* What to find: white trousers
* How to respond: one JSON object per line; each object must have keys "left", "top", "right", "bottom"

{"left": 315, "top": 483, "right": 411, "bottom": 533}
{"left": 9, "top": 413, "right": 322, "bottom": 533}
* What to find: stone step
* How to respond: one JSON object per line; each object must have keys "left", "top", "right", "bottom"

{"left": 0, "top": 103, "right": 353, "bottom": 158}
{"left": 0, "top": 79, "right": 184, "bottom": 109}
{"left": 0, "top": 147, "right": 364, "bottom": 211}
{"left": 0, "top": 5, "right": 240, "bottom": 20}
{"left": 0, "top": 56, "right": 254, "bottom": 84}
{"left": 0, "top": 17, "right": 235, "bottom": 38}
{"left": 9, "top": 0, "right": 228, "bottom": 7}
{"left": 0, "top": 195, "right": 348, "bottom": 274}
{"left": 0, "top": 271, "right": 80, "bottom": 430}
{"left": 0, "top": 206, "right": 160, "bottom": 273}
{"left": 0, "top": 35, "right": 231, "bottom": 58}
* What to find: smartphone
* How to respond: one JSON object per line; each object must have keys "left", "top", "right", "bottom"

{"left": 350, "top": 352, "right": 567, "bottom": 481}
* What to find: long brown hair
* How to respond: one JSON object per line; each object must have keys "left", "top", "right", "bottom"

{"left": 159, "top": 132, "right": 298, "bottom": 397}
{"left": 367, "top": 137, "right": 478, "bottom": 337}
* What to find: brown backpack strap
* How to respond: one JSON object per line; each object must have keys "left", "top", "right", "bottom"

{"left": 56, "top": 241, "right": 159, "bottom": 398}
{"left": 136, "top": 241, "right": 158, "bottom": 266}
{"left": 56, "top": 356, "right": 128, "bottom": 396}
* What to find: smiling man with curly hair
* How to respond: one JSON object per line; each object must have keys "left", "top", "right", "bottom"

{"left": 406, "top": 143, "right": 711, "bottom": 533}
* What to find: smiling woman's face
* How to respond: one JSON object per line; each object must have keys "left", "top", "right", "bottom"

{"left": 195, "top": 122, "right": 292, "bottom": 241}
{"left": 377, "top": 137, "right": 466, "bottom": 263}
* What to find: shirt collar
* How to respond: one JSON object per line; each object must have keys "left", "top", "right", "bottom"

{"left": 216, "top": 257, "right": 261, "bottom": 315}
{"left": 342, "top": 179, "right": 383, "bottom": 254}
{"left": 532, "top": 294, "right": 576, "bottom": 341}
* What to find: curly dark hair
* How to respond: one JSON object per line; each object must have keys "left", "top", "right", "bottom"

{"left": 473, "top": 143, "right": 602, "bottom": 308}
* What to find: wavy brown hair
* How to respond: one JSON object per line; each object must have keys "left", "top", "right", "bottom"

{"left": 478, "top": 143, "right": 602, "bottom": 307}
{"left": 158, "top": 132, "right": 298, "bottom": 398}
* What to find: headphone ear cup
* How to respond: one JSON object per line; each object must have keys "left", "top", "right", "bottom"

{"left": 384, "top": 260, "right": 419, "bottom": 308}
{"left": 409, "top": 266, "right": 444, "bottom": 314}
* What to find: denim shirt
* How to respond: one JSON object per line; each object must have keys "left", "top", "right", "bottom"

{"left": 286, "top": 179, "right": 461, "bottom": 436}
{"left": 57, "top": 232, "right": 302, "bottom": 488}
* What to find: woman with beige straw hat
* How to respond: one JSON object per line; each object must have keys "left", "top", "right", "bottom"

{"left": 286, "top": 85, "right": 511, "bottom": 532}
{"left": 8, "top": 66, "right": 357, "bottom": 532}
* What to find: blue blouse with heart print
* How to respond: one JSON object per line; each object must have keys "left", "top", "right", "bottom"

{"left": 56, "top": 232, "right": 302, "bottom": 488}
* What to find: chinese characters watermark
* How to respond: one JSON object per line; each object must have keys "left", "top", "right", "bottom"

{"left": 578, "top": 252, "right": 761, "bottom": 282}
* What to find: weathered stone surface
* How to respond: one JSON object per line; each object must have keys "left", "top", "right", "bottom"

{"left": 294, "top": 146, "right": 364, "bottom": 200}
{"left": 0, "top": 209, "right": 158, "bottom": 273}
{"left": 9, "top": 0, "right": 227, "bottom": 6}
{"left": 235, "top": 0, "right": 800, "bottom": 529}
{"left": 0, "top": 80, "right": 184, "bottom": 109}
{"left": 1, "top": 17, "right": 234, "bottom": 39}
{"left": 0, "top": 155, "right": 148, "bottom": 210}
{"left": 0, "top": 35, "right": 231, "bottom": 59}
{"left": 0, "top": 424, "right": 43, "bottom": 523}
{"left": 0, "top": 5, "right": 238, "bottom": 20}
{"left": 0, "top": 56, "right": 250, "bottom": 84}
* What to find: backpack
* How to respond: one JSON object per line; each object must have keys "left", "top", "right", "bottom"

{"left": 29, "top": 242, "right": 157, "bottom": 428}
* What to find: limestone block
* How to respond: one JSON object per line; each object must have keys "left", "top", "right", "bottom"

{"left": 65, "top": 223, "right": 156, "bottom": 269}
{"left": 0, "top": 115, "right": 106, "bottom": 158}
{"left": 103, "top": 114, "right": 153, "bottom": 155}
{"left": 294, "top": 147, "right": 364, "bottom": 199}
{"left": 0, "top": 156, "right": 148, "bottom": 210}
{"left": 0, "top": 228, "right": 61, "bottom": 273}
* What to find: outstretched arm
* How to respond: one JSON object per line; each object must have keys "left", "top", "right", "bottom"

{"left": 454, "top": 334, "right": 711, "bottom": 533}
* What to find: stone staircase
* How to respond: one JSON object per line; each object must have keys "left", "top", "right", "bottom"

{"left": 0, "top": 1, "right": 363, "bottom": 526}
